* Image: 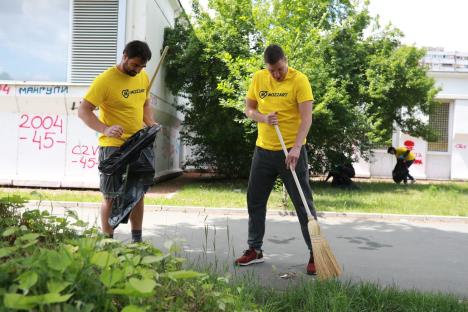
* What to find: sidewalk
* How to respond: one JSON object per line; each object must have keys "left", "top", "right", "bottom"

{"left": 25, "top": 200, "right": 468, "bottom": 224}
{"left": 29, "top": 202, "right": 468, "bottom": 298}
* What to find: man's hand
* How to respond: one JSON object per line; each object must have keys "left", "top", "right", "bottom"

{"left": 286, "top": 146, "right": 301, "bottom": 170}
{"left": 264, "top": 112, "right": 278, "bottom": 125}
{"left": 103, "top": 125, "right": 124, "bottom": 138}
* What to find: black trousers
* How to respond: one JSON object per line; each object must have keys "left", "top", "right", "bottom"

{"left": 247, "top": 146, "right": 317, "bottom": 251}
{"left": 405, "top": 160, "right": 415, "bottom": 183}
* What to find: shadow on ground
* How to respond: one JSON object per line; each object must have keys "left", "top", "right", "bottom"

{"left": 111, "top": 211, "right": 468, "bottom": 298}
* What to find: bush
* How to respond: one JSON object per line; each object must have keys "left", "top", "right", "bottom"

{"left": 0, "top": 197, "right": 258, "bottom": 311}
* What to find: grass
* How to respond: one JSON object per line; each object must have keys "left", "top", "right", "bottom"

{"left": 1, "top": 179, "right": 468, "bottom": 216}
{"left": 314, "top": 181, "right": 468, "bottom": 216}
{"left": 242, "top": 278, "right": 468, "bottom": 312}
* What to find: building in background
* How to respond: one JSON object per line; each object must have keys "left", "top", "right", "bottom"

{"left": 0, "top": 0, "right": 184, "bottom": 188}
{"left": 355, "top": 48, "right": 468, "bottom": 180}
{"left": 422, "top": 48, "right": 468, "bottom": 72}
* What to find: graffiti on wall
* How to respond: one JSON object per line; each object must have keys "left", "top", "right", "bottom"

{"left": 18, "top": 113, "right": 99, "bottom": 170}
{"left": 160, "top": 127, "right": 181, "bottom": 169}
{"left": 0, "top": 84, "right": 10, "bottom": 95}
{"left": 3, "top": 87, "right": 181, "bottom": 187}
{"left": 18, "top": 86, "right": 68, "bottom": 95}
{"left": 71, "top": 145, "right": 99, "bottom": 169}
{"left": 403, "top": 140, "right": 423, "bottom": 164}
{"left": 18, "top": 114, "right": 66, "bottom": 150}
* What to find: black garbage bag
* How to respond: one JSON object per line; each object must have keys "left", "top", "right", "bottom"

{"left": 99, "top": 124, "right": 162, "bottom": 176}
{"left": 392, "top": 159, "right": 409, "bottom": 184}
{"left": 99, "top": 124, "right": 161, "bottom": 229}
{"left": 325, "top": 162, "right": 357, "bottom": 188}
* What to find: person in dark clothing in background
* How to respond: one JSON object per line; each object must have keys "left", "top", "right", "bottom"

{"left": 325, "top": 161, "right": 356, "bottom": 188}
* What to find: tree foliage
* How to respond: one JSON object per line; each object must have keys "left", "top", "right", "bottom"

{"left": 164, "top": 0, "right": 438, "bottom": 177}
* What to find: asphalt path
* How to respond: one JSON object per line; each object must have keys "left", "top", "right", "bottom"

{"left": 30, "top": 203, "right": 468, "bottom": 298}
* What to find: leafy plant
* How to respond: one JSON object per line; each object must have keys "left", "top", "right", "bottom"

{"left": 0, "top": 199, "right": 259, "bottom": 311}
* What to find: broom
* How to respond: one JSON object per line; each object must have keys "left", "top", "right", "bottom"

{"left": 274, "top": 124, "right": 341, "bottom": 280}
{"left": 148, "top": 46, "right": 169, "bottom": 90}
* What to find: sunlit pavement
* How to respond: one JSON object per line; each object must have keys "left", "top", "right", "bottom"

{"left": 29, "top": 203, "right": 468, "bottom": 297}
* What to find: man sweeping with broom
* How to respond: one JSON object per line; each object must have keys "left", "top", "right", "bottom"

{"left": 235, "top": 44, "right": 338, "bottom": 276}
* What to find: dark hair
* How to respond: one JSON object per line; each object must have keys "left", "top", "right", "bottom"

{"left": 123, "top": 40, "right": 152, "bottom": 62}
{"left": 264, "top": 44, "right": 285, "bottom": 64}
{"left": 387, "top": 146, "right": 395, "bottom": 154}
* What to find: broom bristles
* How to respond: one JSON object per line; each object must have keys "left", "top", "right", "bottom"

{"left": 308, "top": 218, "right": 341, "bottom": 280}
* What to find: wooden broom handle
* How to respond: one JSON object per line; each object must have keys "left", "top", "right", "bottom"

{"left": 148, "top": 46, "right": 169, "bottom": 91}
{"left": 274, "top": 124, "right": 313, "bottom": 218}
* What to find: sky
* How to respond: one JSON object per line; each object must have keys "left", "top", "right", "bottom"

{"left": 0, "top": 0, "right": 69, "bottom": 82}
{"left": 367, "top": 0, "right": 468, "bottom": 52}
{"left": 181, "top": 0, "right": 468, "bottom": 52}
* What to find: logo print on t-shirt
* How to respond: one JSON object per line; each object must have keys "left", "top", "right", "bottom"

{"left": 122, "top": 88, "right": 145, "bottom": 98}
{"left": 259, "top": 90, "right": 288, "bottom": 99}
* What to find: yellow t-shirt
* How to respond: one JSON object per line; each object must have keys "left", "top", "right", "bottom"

{"left": 395, "top": 147, "right": 416, "bottom": 161}
{"left": 84, "top": 66, "right": 150, "bottom": 147}
{"left": 246, "top": 67, "right": 314, "bottom": 151}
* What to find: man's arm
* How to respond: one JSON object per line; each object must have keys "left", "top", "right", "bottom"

{"left": 143, "top": 98, "right": 158, "bottom": 126}
{"left": 285, "top": 100, "right": 313, "bottom": 170}
{"left": 293, "top": 100, "right": 313, "bottom": 149}
{"left": 244, "top": 98, "right": 277, "bottom": 124}
{"left": 78, "top": 99, "right": 123, "bottom": 138}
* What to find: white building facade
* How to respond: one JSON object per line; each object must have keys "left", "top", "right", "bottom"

{"left": 355, "top": 48, "right": 468, "bottom": 181}
{"left": 0, "top": 0, "right": 184, "bottom": 188}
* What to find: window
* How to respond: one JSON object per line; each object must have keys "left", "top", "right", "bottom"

{"left": 70, "top": 0, "right": 119, "bottom": 83}
{"left": 0, "top": 0, "right": 70, "bottom": 82}
{"left": 428, "top": 102, "right": 450, "bottom": 152}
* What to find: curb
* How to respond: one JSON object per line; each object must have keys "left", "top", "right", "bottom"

{"left": 24, "top": 200, "right": 468, "bottom": 224}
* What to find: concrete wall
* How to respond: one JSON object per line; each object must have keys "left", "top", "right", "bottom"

{"left": 451, "top": 100, "right": 468, "bottom": 180}
{"left": 0, "top": 83, "right": 182, "bottom": 188}
{"left": 0, "top": 82, "right": 99, "bottom": 187}
{"left": 125, "top": 0, "right": 184, "bottom": 180}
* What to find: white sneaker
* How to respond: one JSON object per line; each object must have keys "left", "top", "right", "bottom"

{"left": 410, "top": 179, "right": 416, "bottom": 184}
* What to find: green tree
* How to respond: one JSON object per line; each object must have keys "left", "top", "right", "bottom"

{"left": 164, "top": 0, "right": 438, "bottom": 177}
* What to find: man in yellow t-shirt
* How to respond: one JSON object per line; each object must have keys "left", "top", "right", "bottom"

{"left": 234, "top": 44, "right": 318, "bottom": 275}
{"left": 387, "top": 146, "right": 416, "bottom": 184}
{"left": 78, "top": 40, "right": 158, "bottom": 242}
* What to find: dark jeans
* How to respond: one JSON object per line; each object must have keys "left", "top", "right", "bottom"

{"left": 404, "top": 160, "right": 415, "bottom": 183}
{"left": 247, "top": 146, "right": 317, "bottom": 251}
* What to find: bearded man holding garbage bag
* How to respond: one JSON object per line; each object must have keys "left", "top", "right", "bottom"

{"left": 79, "top": 40, "right": 159, "bottom": 242}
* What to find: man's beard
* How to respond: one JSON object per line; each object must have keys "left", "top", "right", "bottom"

{"left": 123, "top": 63, "right": 137, "bottom": 76}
